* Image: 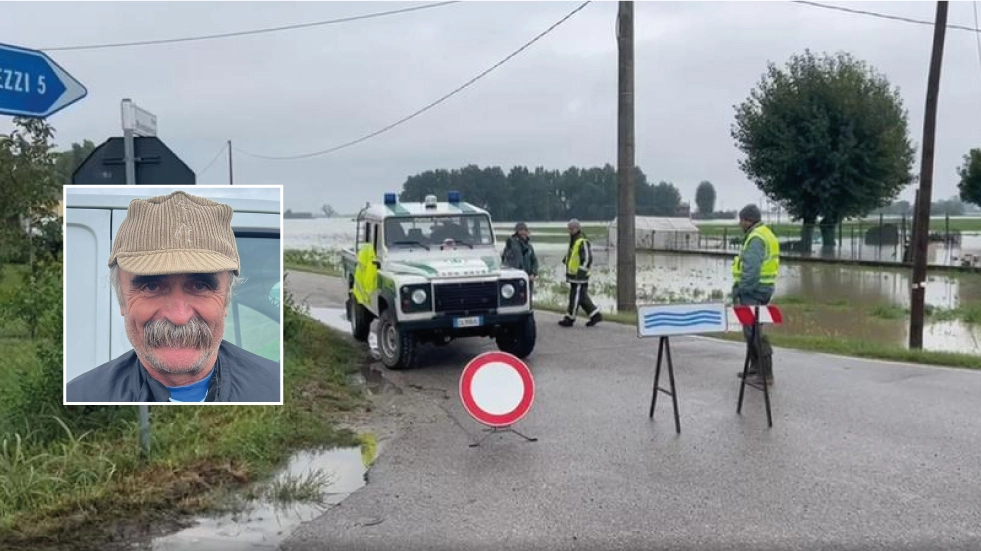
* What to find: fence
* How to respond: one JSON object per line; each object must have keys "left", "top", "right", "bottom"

{"left": 637, "top": 215, "right": 981, "bottom": 269}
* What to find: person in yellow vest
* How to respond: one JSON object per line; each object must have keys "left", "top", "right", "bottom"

{"left": 559, "top": 219, "right": 602, "bottom": 327}
{"left": 731, "top": 204, "right": 780, "bottom": 385}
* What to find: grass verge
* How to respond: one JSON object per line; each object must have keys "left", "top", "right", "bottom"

{"left": 0, "top": 292, "right": 367, "bottom": 548}
{"left": 284, "top": 248, "right": 342, "bottom": 277}
{"left": 532, "top": 301, "right": 981, "bottom": 370}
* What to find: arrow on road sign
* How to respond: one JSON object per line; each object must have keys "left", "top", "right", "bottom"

{"left": 0, "top": 42, "right": 87, "bottom": 118}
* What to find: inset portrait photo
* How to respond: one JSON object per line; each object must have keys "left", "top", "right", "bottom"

{"left": 63, "top": 185, "right": 284, "bottom": 404}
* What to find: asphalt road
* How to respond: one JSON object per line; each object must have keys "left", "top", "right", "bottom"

{"left": 282, "top": 270, "right": 981, "bottom": 551}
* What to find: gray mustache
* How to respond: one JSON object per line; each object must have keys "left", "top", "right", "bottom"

{"left": 144, "top": 317, "right": 214, "bottom": 349}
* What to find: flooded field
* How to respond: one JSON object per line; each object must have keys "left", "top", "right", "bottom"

{"left": 285, "top": 218, "right": 981, "bottom": 355}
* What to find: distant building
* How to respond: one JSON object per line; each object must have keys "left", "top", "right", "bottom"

{"left": 607, "top": 216, "right": 701, "bottom": 251}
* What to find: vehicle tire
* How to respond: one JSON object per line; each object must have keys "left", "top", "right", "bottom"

{"left": 347, "top": 293, "right": 372, "bottom": 342}
{"left": 496, "top": 313, "right": 536, "bottom": 359}
{"left": 377, "top": 308, "right": 416, "bottom": 370}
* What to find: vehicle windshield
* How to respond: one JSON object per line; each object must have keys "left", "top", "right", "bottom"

{"left": 385, "top": 215, "right": 494, "bottom": 249}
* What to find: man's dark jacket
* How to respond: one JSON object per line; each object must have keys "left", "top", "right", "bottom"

{"left": 66, "top": 340, "right": 281, "bottom": 402}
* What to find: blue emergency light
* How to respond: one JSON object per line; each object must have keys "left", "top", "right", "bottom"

{"left": 384, "top": 193, "right": 398, "bottom": 205}
{"left": 447, "top": 191, "right": 461, "bottom": 203}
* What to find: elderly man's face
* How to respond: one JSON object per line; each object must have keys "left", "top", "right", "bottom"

{"left": 119, "top": 269, "right": 229, "bottom": 379}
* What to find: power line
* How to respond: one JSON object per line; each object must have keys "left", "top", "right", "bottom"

{"left": 792, "top": 1, "right": 980, "bottom": 34}
{"left": 197, "top": 143, "right": 229, "bottom": 177}
{"left": 236, "top": 1, "right": 592, "bottom": 161}
{"left": 38, "top": 1, "right": 460, "bottom": 52}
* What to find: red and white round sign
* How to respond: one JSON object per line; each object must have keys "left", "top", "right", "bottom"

{"left": 459, "top": 351, "right": 535, "bottom": 428}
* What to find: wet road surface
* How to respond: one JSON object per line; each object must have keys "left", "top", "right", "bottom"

{"left": 282, "top": 270, "right": 981, "bottom": 551}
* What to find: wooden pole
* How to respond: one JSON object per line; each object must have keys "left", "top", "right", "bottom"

{"left": 616, "top": 1, "right": 636, "bottom": 312}
{"left": 909, "top": 1, "right": 948, "bottom": 349}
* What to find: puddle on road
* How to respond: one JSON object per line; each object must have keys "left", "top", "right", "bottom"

{"left": 129, "top": 443, "right": 375, "bottom": 551}
{"left": 309, "top": 307, "right": 397, "bottom": 394}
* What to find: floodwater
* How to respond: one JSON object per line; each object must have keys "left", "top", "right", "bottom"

{"left": 285, "top": 218, "right": 981, "bottom": 355}
{"left": 124, "top": 445, "right": 374, "bottom": 551}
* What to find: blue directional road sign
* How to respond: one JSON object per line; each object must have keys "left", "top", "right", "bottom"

{"left": 0, "top": 42, "right": 87, "bottom": 118}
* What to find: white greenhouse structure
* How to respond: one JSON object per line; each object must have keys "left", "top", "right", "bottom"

{"left": 607, "top": 216, "right": 701, "bottom": 251}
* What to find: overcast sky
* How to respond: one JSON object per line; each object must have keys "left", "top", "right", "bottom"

{"left": 3, "top": 1, "right": 980, "bottom": 216}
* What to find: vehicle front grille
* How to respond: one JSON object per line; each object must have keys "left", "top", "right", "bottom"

{"left": 433, "top": 281, "right": 498, "bottom": 313}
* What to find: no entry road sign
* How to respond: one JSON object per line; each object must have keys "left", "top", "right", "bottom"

{"left": 0, "top": 42, "right": 87, "bottom": 118}
{"left": 459, "top": 351, "right": 535, "bottom": 428}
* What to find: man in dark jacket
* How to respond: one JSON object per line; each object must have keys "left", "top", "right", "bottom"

{"left": 501, "top": 222, "right": 539, "bottom": 293}
{"left": 559, "top": 219, "right": 602, "bottom": 327}
{"left": 65, "top": 190, "right": 281, "bottom": 403}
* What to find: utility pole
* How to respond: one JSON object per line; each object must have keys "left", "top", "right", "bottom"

{"left": 909, "top": 1, "right": 948, "bottom": 350}
{"left": 616, "top": 1, "right": 636, "bottom": 313}
{"left": 227, "top": 140, "right": 234, "bottom": 185}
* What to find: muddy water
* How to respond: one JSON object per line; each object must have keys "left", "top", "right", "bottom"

{"left": 284, "top": 219, "right": 981, "bottom": 354}
{"left": 120, "top": 444, "right": 373, "bottom": 551}
{"left": 531, "top": 246, "right": 981, "bottom": 355}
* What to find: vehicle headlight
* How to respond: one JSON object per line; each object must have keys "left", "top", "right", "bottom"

{"left": 501, "top": 283, "right": 515, "bottom": 299}
{"left": 411, "top": 288, "right": 427, "bottom": 304}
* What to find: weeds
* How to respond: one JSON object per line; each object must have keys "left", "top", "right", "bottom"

{"left": 284, "top": 248, "right": 342, "bottom": 276}
{"left": 0, "top": 285, "right": 367, "bottom": 546}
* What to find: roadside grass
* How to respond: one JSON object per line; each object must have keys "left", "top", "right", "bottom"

{"left": 0, "top": 264, "right": 30, "bottom": 338}
{"left": 0, "top": 287, "right": 367, "bottom": 548}
{"left": 532, "top": 301, "right": 981, "bottom": 370}
{"left": 284, "top": 248, "right": 342, "bottom": 277}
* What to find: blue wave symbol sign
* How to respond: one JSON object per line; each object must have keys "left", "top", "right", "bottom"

{"left": 643, "top": 309, "right": 723, "bottom": 329}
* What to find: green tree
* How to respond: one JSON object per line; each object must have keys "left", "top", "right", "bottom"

{"left": 53, "top": 139, "right": 97, "bottom": 187}
{"left": 957, "top": 148, "right": 981, "bottom": 208}
{"left": 695, "top": 181, "right": 716, "bottom": 216}
{"left": 731, "top": 50, "right": 915, "bottom": 249}
{"left": 0, "top": 118, "right": 61, "bottom": 263}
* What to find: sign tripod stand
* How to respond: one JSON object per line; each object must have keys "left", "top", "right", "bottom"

{"left": 736, "top": 304, "right": 777, "bottom": 428}
{"left": 648, "top": 335, "right": 681, "bottom": 434}
{"left": 469, "top": 425, "right": 538, "bottom": 448}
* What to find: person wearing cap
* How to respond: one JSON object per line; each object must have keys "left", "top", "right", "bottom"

{"left": 559, "top": 219, "right": 602, "bottom": 327}
{"left": 732, "top": 203, "right": 780, "bottom": 386}
{"left": 501, "top": 222, "right": 539, "bottom": 294}
{"left": 65, "top": 190, "right": 281, "bottom": 403}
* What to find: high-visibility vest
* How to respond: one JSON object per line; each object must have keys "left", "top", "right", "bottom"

{"left": 566, "top": 236, "right": 588, "bottom": 276}
{"left": 353, "top": 243, "right": 378, "bottom": 305}
{"left": 731, "top": 224, "right": 780, "bottom": 285}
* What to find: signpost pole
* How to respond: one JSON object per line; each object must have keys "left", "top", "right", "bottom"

{"left": 122, "top": 99, "right": 136, "bottom": 186}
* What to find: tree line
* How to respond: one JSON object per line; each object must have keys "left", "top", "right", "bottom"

{"left": 399, "top": 164, "right": 734, "bottom": 222}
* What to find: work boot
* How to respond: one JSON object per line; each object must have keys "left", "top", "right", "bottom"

{"left": 558, "top": 317, "right": 574, "bottom": 327}
{"left": 737, "top": 357, "right": 760, "bottom": 378}
{"left": 586, "top": 313, "right": 603, "bottom": 327}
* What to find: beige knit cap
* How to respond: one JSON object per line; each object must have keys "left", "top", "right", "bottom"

{"left": 108, "top": 190, "right": 240, "bottom": 276}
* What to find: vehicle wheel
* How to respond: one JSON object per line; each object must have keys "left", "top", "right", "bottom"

{"left": 347, "top": 293, "right": 372, "bottom": 342}
{"left": 496, "top": 313, "right": 536, "bottom": 359}
{"left": 377, "top": 309, "right": 416, "bottom": 370}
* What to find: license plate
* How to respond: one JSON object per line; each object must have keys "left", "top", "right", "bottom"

{"left": 453, "top": 316, "right": 483, "bottom": 328}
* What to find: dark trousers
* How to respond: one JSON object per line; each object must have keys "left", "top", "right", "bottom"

{"left": 738, "top": 293, "right": 774, "bottom": 375}
{"left": 565, "top": 281, "right": 598, "bottom": 320}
